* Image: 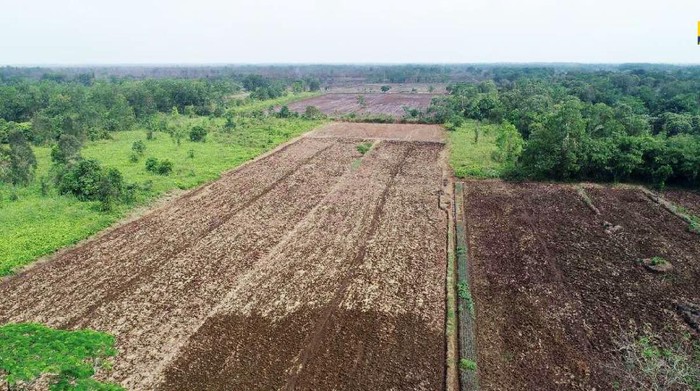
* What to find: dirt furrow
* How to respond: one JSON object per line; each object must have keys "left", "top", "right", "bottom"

{"left": 291, "top": 141, "right": 447, "bottom": 390}
{"left": 158, "top": 141, "right": 413, "bottom": 390}
{"left": 0, "top": 138, "right": 334, "bottom": 324}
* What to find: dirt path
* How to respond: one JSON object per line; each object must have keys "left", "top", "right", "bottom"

{"left": 0, "top": 124, "right": 447, "bottom": 390}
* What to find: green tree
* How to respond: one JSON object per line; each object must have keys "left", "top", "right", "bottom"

{"left": 494, "top": 121, "right": 524, "bottom": 165}
{"left": 51, "top": 134, "right": 82, "bottom": 165}
{"left": 6, "top": 131, "right": 37, "bottom": 186}
{"left": 380, "top": 85, "right": 391, "bottom": 93}
{"left": 521, "top": 99, "right": 590, "bottom": 179}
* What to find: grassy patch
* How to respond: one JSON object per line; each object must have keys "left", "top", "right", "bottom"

{"left": 229, "top": 92, "right": 320, "bottom": 115}
{"left": 612, "top": 325, "right": 700, "bottom": 390}
{"left": 457, "top": 281, "right": 475, "bottom": 317}
{"left": 448, "top": 120, "right": 502, "bottom": 178}
{"left": 0, "top": 116, "right": 325, "bottom": 276}
{"left": 356, "top": 142, "right": 373, "bottom": 155}
{"left": 0, "top": 323, "right": 123, "bottom": 390}
{"left": 459, "top": 358, "right": 477, "bottom": 371}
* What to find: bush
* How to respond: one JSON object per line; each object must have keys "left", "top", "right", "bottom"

{"left": 189, "top": 126, "right": 207, "bottom": 142}
{"left": 157, "top": 160, "right": 173, "bottom": 175}
{"left": 56, "top": 159, "right": 124, "bottom": 210}
{"left": 132, "top": 140, "right": 146, "bottom": 156}
{"left": 145, "top": 157, "right": 173, "bottom": 175}
{"left": 6, "top": 131, "right": 37, "bottom": 186}
{"left": 303, "top": 106, "right": 325, "bottom": 120}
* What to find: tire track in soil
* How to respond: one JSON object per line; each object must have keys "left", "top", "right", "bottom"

{"left": 280, "top": 144, "right": 414, "bottom": 391}
{"left": 61, "top": 143, "right": 335, "bottom": 329}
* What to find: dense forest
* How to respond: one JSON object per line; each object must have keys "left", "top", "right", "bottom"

{"left": 431, "top": 66, "right": 700, "bottom": 187}
{"left": 1, "top": 64, "right": 699, "bottom": 201}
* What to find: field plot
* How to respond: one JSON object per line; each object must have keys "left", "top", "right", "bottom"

{"left": 464, "top": 181, "right": 700, "bottom": 390}
{"left": 310, "top": 122, "right": 445, "bottom": 142}
{"left": 287, "top": 93, "right": 437, "bottom": 117}
{"left": 662, "top": 188, "right": 700, "bottom": 217}
{"left": 0, "top": 124, "right": 447, "bottom": 390}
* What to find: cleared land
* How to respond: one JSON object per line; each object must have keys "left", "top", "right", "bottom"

{"left": 0, "top": 124, "right": 447, "bottom": 390}
{"left": 287, "top": 93, "right": 437, "bottom": 117}
{"left": 463, "top": 181, "right": 700, "bottom": 390}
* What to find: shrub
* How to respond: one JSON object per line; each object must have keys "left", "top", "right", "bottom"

{"left": 131, "top": 140, "right": 146, "bottom": 156}
{"left": 356, "top": 142, "right": 372, "bottom": 155}
{"left": 57, "top": 159, "right": 123, "bottom": 206}
{"left": 145, "top": 157, "right": 173, "bottom": 175}
{"left": 145, "top": 157, "right": 158, "bottom": 172}
{"left": 50, "top": 134, "right": 82, "bottom": 165}
{"left": 189, "top": 126, "right": 207, "bottom": 142}
{"left": 6, "top": 131, "right": 37, "bottom": 186}
{"left": 303, "top": 106, "right": 325, "bottom": 120}
{"left": 156, "top": 160, "right": 173, "bottom": 175}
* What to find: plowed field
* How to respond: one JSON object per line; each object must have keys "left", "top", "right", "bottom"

{"left": 464, "top": 181, "right": 700, "bottom": 390}
{"left": 0, "top": 124, "right": 447, "bottom": 390}
{"left": 287, "top": 93, "right": 436, "bottom": 117}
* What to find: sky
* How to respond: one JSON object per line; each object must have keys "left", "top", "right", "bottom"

{"left": 1, "top": 0, "right": 700, "bottom": 65}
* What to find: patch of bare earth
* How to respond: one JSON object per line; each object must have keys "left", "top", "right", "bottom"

{"left": 287, "top": 93, "right": 437, "bottom": 117}
{"left": 662, "top": 188, "right": 700, "bottom": 217}
{"left": 0, "top": 124, "right": 447, "bottom": 390}
{"left": 464, "top": 181, "right": 700, "bottom": 390}
{"left": 310, "top": 122, "right": 445, "bottom": 143}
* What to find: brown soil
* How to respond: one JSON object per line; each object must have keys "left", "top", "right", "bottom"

{"left": 310, "top": 122, "right": 445, "bottom": 143}
{"left": 287, "top": 93, "right": 437, "bottom": 118}
{"left": 463, "top": 181, "right": 700, "bottom": 390}
{"left": 662, "top": 188, "right": 700, "bottom": 217}
{"left": 0, "top": 125, "right": 447, "bottom": 390}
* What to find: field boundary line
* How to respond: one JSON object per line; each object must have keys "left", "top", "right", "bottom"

{"left": 443, "top": 174, "right": 459, "bottom": 389}
{"left": 638, "top": 187, "right": 700, "bottom": 234}
{"left": 454, "top": 182, "right": 479, "bottom": 391}
{"left": 145, "top": 141, "right": 384, "bottom": 389}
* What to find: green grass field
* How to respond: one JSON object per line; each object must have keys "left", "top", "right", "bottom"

{"left": 448, "top": 120, "right": 503, "bottom": 179}
{"left": 0, "top": 116, "right": 325, "bottom": 276}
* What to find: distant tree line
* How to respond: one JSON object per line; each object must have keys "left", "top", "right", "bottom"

{"left": 429, "top": 66, "right": 700, "bottom": 187}
{"left": 0, "top": 72, "right": 313, "bottom": 210}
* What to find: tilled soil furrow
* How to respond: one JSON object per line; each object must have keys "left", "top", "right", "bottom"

{"left": 60, "top": 142, "right": 336, "bottom": 329}
{"left": 0, "top": 137, "right": 334, "bottom": 324}
{"left": 280, "top": 143, "right": 414, "bottom": 391}
{"left": 466, "top": 182, "right": 700, "bottom": 390}
{"left": 158, "top": 141, "right": 413, "bottom": 390}
{"left": 0, "top": 140, "right": 360, "bottom": 390}
{"left": 292, "top": 141, "right": 447, "bottom": 391}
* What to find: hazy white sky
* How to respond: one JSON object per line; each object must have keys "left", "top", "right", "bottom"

{"left": 1, "top": 0, "right": 700, "bottom": 64}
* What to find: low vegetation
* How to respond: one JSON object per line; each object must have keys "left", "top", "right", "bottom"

{"left": 0, "top": 107, "right": 325, "bottom": 276}
{"left": 459, "top": 358, "right": 477, "bottom": 371}
{"left": 448, "top": 120, "right": 503, "bottom": 178}
{"left": 0, "top": 323, "right": 122, "bottom": 390}
{"left": 356, "top": 142, "right": 373, "bottom": 155}
{"left": 611, "top": 325, "right": 700, "bottom": 391}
